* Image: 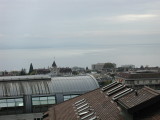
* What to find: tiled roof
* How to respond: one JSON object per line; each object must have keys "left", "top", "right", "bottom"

{"left": 117, "top": 86, "right": 160, "bottom": 111}
{"left": 56, "top": 89, "right": 123, "bottom": 120}
{"left": 43, "top": 83, "right": 124, "bottom": 120}
{"left": 43, "top": 82, "right": 160, "bottom": 120}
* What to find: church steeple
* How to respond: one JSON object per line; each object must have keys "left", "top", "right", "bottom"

{"left": 52, "top": 61, "right": 57, "bottom": 67}
{"left": 50, "top": 60, "right": 58, "bottom": 77}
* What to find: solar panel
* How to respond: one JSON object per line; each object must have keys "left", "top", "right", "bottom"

{"left": 101, "top": 82, "right": 119, "bottom": 92}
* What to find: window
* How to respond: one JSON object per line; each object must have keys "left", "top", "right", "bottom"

{"left": 32, "top": 96, "right": 56, "bottom": 105}
{"left": 7, "top": 99, "right": 15, "bottom": 107}
{"left": 32, "top": 97, "right": 40, "bottom": 105}
{"left": 0, "top": 98, "right": 24, "bottom": 115}
{"left": 48, "top": 96, "right": 56, "bottom": 104}
{"left": 32, "top": 96, "right": 56, "bottom": 113}
{"left": 15, "top": 98, "right": 23, "bottom": 106}
{"left": 63, "top": 95, "right": 79, "bottom": 101}
{"left": 40, "top": 97, "right": 48, "bottom": 105}
{"left": 0, "top": 98, "right": 23, "bottom": 108}
{"left": 0, "top": 99, "right": 7, "bottom": 107}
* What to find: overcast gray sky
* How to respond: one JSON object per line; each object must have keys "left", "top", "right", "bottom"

{"left": 0, "top": 0, "right": 160, "bottom": 71}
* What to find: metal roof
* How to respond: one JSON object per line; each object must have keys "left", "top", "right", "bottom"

{"left": 0, "top": 75, "right": 99, "bottom": 97}
{"left": 0, "top": 75, "right": 51, "bottom": 81}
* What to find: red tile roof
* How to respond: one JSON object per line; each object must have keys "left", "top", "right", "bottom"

{"left": 44, "top": 86, "right": 124, "bottom": 120}
{"left": 118, "top": 86, "right": 160, "bottom": 110}
{"left": 43, "top": 82, "right": 160, "bottom": 120}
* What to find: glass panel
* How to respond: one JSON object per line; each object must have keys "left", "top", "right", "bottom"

{"left": 48, "top": 96, "right": 56, "bottom": 104}
{"left": 71, "top": 95, "right": 78, "bottom": 98}
{"left": 7, "top": 99, "right": 15, "bottom": 102}
{"left": 0, "top": 99, "right": 7, "bottom": 103}
{"left": 8, "top": 102, "right": 15, "bottom": 107}
{"left": 48, "top": 99, "right": 55, "bottom": 104}
{"left": 32, "top": 97, "right": 40, "bottom": 100}
{"left": 0, "top": 102, "right": 7, "bottom": 107}
{"left": 64, "top": 95, "right": 71, "bottom": 101}
{"left": 0, "top": 99, "right": 7, "bottom": 107}
{"left": 7, "top": 99, "right": 15, "bottom": 107}
{"left": 32, "top": 97, "right": 40, "bottom": 105}
{"left": 32, "top": 96, "right": 55, "bottom": 105}
{"left": 33, "top": 101, "right": 40, "bottom": 105}
{"left": 15, "top": 98, "right": 23, "bottom": 106}
{"left": 15, "top": 101, "right": 23, "bottom": 106}
{"left": 15, "top": 98, "right": 23, "bottom": 102}
{"left": 40, "top": 97, "right": 48, "bottom": 105}
{"left": 48, "top": 96, "right": 55, "bottom": 100}
{"left": 40, "top": 97, "right": 47, "bottom": 101}
{"left": 64, "top": 96, "right": 71, "bottom": 99}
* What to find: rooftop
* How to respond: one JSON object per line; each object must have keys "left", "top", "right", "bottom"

{"left": 117, "top": 72, "right": 160, "bottom": 79}
{"left": 43, "top": 82, "right": 160, "bottom": 120}
{"left": 118, "top": 87, "right": 160, "bottom": 112}
{"left": 0, "top": 75, "right": 99, "bottom": 97}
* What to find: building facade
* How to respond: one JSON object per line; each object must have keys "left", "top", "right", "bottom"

{"left": 0, "top": 75, "right": 99, "bottom": 116}
{"left": 115, "top": 71, "right": 160, "bottom": 90}
{"left": 91, "top": 63, "right": 105, "bottom": 71}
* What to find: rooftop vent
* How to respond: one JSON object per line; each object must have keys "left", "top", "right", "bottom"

{"left": 135, "top": 90, "right": 138, "bottom": 96}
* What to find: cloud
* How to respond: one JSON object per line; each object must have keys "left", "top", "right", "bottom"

{"left": 116, "top": 14, "right": 158, "bottom": 21}
{"left": 96, "top": 14, "right": 159, "bottom": 23}
{"left": 0, "top": 34, "right": 5, "bottom": 38}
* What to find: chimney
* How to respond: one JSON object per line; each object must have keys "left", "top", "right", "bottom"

{"left": 135, "top": 90, "right": 138, "bottom": 96}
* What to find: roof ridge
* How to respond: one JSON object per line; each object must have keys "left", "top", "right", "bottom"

{"left": 144, "top": 86, "right": 160, "bottom": 95}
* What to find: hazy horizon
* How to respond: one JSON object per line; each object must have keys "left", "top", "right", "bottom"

{"left": 0, "top": 0, "right": 160, "bottom": 71}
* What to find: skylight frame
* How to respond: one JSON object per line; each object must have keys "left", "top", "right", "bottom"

{"left": 112, "top": 88, "right": 133, "bottom": 101}
{"left": 101, "top": 82, "right": 119, "bottom": 92}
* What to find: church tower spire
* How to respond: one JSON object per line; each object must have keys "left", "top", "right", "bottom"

{"left": 52, "top": 61, "right": 57, "bottom": 67}
{"left": 50, "top": 59, "right": 58, "bottom": 77}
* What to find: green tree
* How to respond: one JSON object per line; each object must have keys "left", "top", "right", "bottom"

{"left": 103, "top": 63, "right": 116, "bottom": 69}
{"left": 20, "top": 68, "right": 26, "bottom": 75}
{"left": 72, "top": 71, "right": 79, "bottom": 75}
{"left": 29, "top": 63, "right": 33, "bottom": 74}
